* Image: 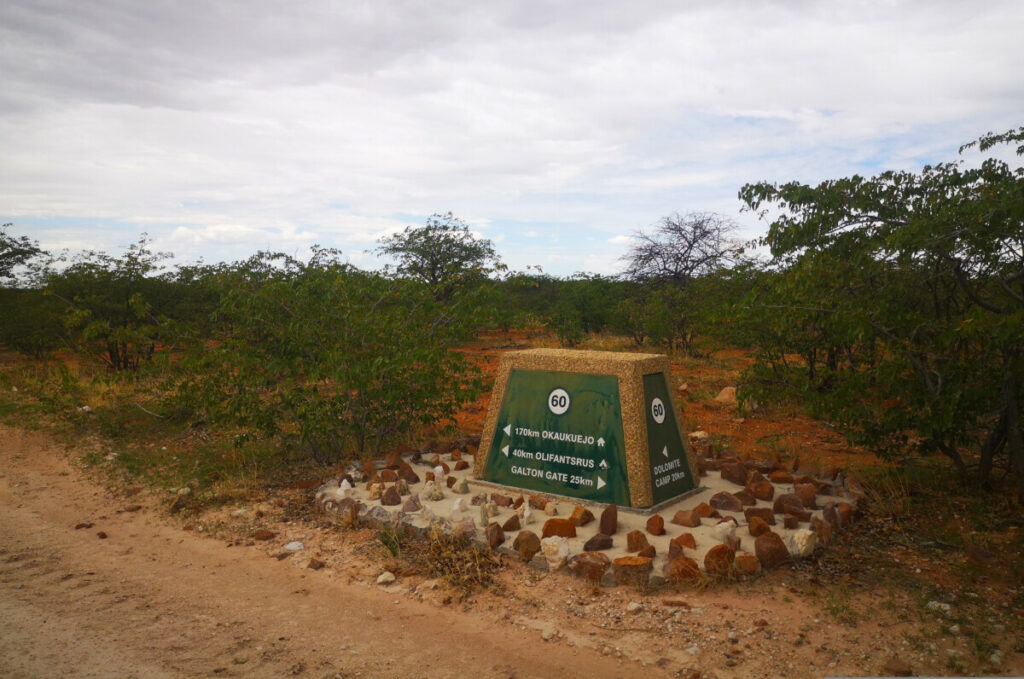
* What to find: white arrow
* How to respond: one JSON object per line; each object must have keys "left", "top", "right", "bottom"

{"left": 599, "top": 459, "right": 608, "bottom": 469}
{"left": 503, "top": 424, "right": 512, "bottom": 436}
{"left": 502, "top": 445, "right": 509, "bottom": 457}
{"left": 596, "top": 476, "right": 606, "bottom": 490}
{"left": 597, "top": 437, "right": 605, "bottom": 447}
{"left": 662, "top": 445, "right": 669, "bottom": 458}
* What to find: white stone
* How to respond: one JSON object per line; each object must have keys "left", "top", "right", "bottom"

{"left": 283, "top": 541, "right": 304, "bottom": 552}
{"left": 787, "top": 529, "right": 817, "bottom": 557}
{"left": 433, "top": 465, "right": 445, "bottom": 480}
{"left": 540, "top": 536, "right": 569, "bottom": 571}
{"left": 376, "top": 571, "right": 395, "bottom": 585}
{"left": 626, "top": 602, "right": 643, "bottom": 613}
{"left": 452, "top": 498, "right": 465, "bottom": 514}
{"left": 926, "top": 601, "right": 952, "bottom": 615}
{"left": 712, "top": 521, "right": 736, "bottom": 544}
{"left": 339, "top": 478, "right": 352, "bottom": 492}
{"left": 453, "top": 477, "right": 469, "bottom": 494}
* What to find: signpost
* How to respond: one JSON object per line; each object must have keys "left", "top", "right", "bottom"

{"left": 476, "top": 349, "right": 698, "bottom": 509}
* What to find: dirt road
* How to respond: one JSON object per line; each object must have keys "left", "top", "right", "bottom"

{"left": 0, "top": 426, "right": 628, "bottom": 679}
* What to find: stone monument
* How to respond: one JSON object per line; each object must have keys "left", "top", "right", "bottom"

{"left": 475, "top": 349, "right": 699, "bottom": 509}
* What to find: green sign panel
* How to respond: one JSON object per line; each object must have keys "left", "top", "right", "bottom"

{"left": 483, "top": 369, "right": 631, "bottom": 506}
{"left": 643, "top": 372, "right": 696, "bottom": 503}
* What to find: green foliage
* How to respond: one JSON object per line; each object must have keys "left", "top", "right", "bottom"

{"left": 738, "top": 126, "right": 1024, "bottom": 499}
{"left": 619, "top": 212, "right": 745, "bottom": 355}
{"left": 0, "top": 288, "right": 66, "bottom": 357}
{"left": 48, "top": 235, "right": 174, "bottom": 371}
{"left": 377, "top": 212, "right": 502, "bottom": 302}
{"left": 172, "top": 248, "right": 482, "bottom": 462}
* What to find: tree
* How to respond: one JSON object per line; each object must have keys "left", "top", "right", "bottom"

{"left": 739, "top": 126, "right": 1024, "bottom": 500}
{"left": 621, "top": 212, "right": 741, "bottom": 284}
{"left": 377, "top": 212, "right": 502, "bottom": 301}
{"left": 0, "top": 223, "right": 45, "bottom": 284}
{"left": 172, "top": 249, "right": 482, "bottom": 462}
{"left": 620, "top": 212, "right": 743, "bottom": 354}
{"left": 48, "top": 235, "right": 173, "bottom": 371}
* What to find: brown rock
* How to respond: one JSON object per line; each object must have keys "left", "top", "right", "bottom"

{"left": 638, "top": 544, "right": 656, "bottom": 559}
{"left": 823, "top": 502, "right": 840, "bottom": 531}
{"left": 704, "top": 544, "right": 735, "bottom": 577}
{"left": 612, "top": 556, "right": 653, "bottom": 587}
{"left": 627, "top": 529, "right": 650, "bottom": 552}
{"left": 397, "top": 462, "right": 420, "bottom": 484}
{"left": 769, "top": 469, "right": 793, "bottom": 484}
{"left": 381, "top": 485, "right": 402, "bottom": 506}
{"left": 486, "top": 522, "right": 505, "bottom": 550}
{"left": 720, "top": 462, "right": 748, "bottom": 486}
{"left": 671, "top": 509, "right": 702, "bottom": 528}
{"left": 599, "top": 503, "right": 618, "bottom": 535}
{"left": 445, "top": 475, "right": 457, "bottom": 489}
{"left": 512, "top": 495, "right": 525, "bottom": 509}
{"left": 402, "top": 496, "right": 422, "bottom": 512}
{"left": 529, "top": 495, "right": 548, "bottom": 510}
{"left": 254, "top": 528, "right": 275, "bottom": 541}
{"left": 754, "top": 531, "right": 791, "bottom": 570}
{"left": 502, "top": 514, "right": 521, "bottom": 532}
{"left": 570, "top": 506, "right": 595, "bottom": 527}
{"left": 438, "top": 461, "right": 451, "bottom": 475}
{"left": 424, "top": 472, "right": 435, "bottom": 483}
{"left": 449, "top": 448, "right": 462, "bottom": 462}
{"left": 453, "top": 460, "right": 470, "bottom": 471}
{"left": 746, "top": 481, "right": 775, "bottom": 501}
{"left": 429, "top": 453, "right": 441, "bottom": 466}
{"left": 748, "top": 515, "right": 770, "bottom": 537}
{"left": 794, "top": 483, "right": 818, "bottom": 509}
{"left": 96, "top": 531, "right": 108, "bottom": 539}
{"left": 583, "top": 533, "right": 613, "bottom": 551}
{"left": 744, "top": 506, "right": 776, "bottom": 525}
{"left": 882, "top": 657, "right": 913, "bottom": 677}
{"left": 734, "top": 551, "right": 761, "bottom": 576}
{"left": 673, "top": 532, "right": 697, "bottom": 551}
{"left": 663, "top": 556, "right": 701, "bottom": 582}
{"left": 773, "top": 493, "right": 804, "bottom": 516}
{"left": 734, "top": 490, "right": 757, "bottom": 506}
{"left": 783, "top": 515, "right": 800, "bottom": 529}
{"left": 362, "top": 461, "right": 377, "bottom": 479}
{"left": 693, "top": 502, "right": 719, "bottom": 518}
{"left": 568, "top": 552, "right": 610, "bottom": 581}
{"left": 513, "top": 530, "right": 541, "bottom": 562}
{"left": 492, "top": 493, "right": 513, "bottom": 507}
{"left": 307, "top": 558, "right": 326, "bottom": 570}
{"left": 471, "top": 492, "right": 488, "bottom": 506}
{"left": 646, "top": 514, "right": 665, "bottom": 535}
{"left": 709, "top": 491, "right": 743, "bottom": 513}
{"left": 837, "top": 502, "right": 855, "bottom": 527}
{"left": 811, "top": 516, "right": 832, "bottom": 546}
{"left": 379, "top": 469, "right": 398, "bottom": 482}
{"left": 542, "top": 518, "right": 577, "bottom": 539}
{"left": 747, "top": 470, "right": 766, "bottom": 484}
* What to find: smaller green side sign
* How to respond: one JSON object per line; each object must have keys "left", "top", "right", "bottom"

{"left": 643, "top": 372, "right": 696, "bottom": 503}
{"left": 483, "top": 370, "right": 631, "bottom": 506}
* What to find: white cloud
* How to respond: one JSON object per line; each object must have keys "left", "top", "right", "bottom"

{"left": 1, "top": 0, "right": 1022, "bottom": 274}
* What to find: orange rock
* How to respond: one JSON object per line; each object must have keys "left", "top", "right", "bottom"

{"left": 671, "top": 509, "right": 702, "bottom": 528}
{"left": 754, "top": 531, "right": 790, "bottom": 570}
{"left": 541, "top": 518, "right": 577, "bottom": 539}
{"left": 453, "top": 460, "right": 470, "bottom": 471}
{"left": 794, "top": 483, "right": 818, "bottom": 509}
{"left": 599, "top": 504, "right": 617, "bottom": 535}
{"left": 638, "top": 544, "right": 656, "bottom": 559}
{"left": 704, "top": 544, "right": 735, "bottom": 577}
{"left": 568, "top": 552, "right": 610, "bottom": 581}
{"left": 748, "top": 515, "right": 770, "bottom": 537}
{"left": 613, "top": 556, "right": 653, "bottom": 586}
{"left": 734, "top": 551, "right": 761, "bottom": 576}
{"left": 663, "top": 556, "right": 701, "bottom": 582}
{"left": 626, "top": 529, "right": 650, "bottom": 552}
{"left": 570, "top": 505, "right": 595, "bottom": 526}
{"left": 769, "top": 469, "right": 794, "bottom": 484}
{"left": 746, "top": 481, "right": 775, "bottom": 501}
{"left": 646, "top": 514, "right": 665, "bottom": 535}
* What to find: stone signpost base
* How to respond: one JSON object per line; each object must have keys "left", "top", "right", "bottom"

{"left": 474, "top": 349, "right": 700, "bottom": 509}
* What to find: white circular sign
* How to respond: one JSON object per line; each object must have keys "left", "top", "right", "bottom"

{"left": 651, "top": 397, "right": 666, "bottom": 424}
{"left": 548, "top": 388, "right": 571, "bottom": 415}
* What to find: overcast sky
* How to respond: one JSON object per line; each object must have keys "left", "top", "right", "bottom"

{"left": 2, "top": 1, "right": 1022, "bottom": 276}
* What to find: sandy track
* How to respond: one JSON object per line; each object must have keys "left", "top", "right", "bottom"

{"left": 0, "top": 427, "right": 626, "bottom": 679}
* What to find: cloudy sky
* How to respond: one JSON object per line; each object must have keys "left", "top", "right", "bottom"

{"left": 2, "top": 1, "right": 1022, "bottom": 276}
